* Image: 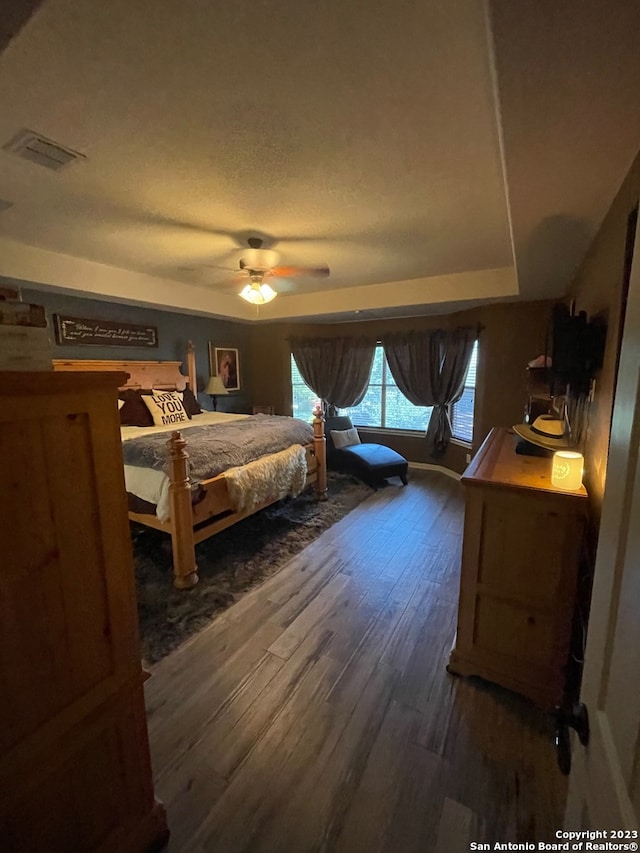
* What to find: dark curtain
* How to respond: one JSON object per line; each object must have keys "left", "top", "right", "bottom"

{"left": 383, "top": 330, "right": 441, "bottom": 407}
{"left": 384, "top": 327, "right": 477, "bottom": 456}
{"left": 290, "top": 335, "right": 377, "bottom": 413}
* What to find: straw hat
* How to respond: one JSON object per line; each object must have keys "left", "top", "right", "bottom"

{"left": 512, "top": 414, "right": 571, "bottom": 450}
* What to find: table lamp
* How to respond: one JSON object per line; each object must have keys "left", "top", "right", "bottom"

{"left": 204, "top": 375, "right": 229, "bottom": 411}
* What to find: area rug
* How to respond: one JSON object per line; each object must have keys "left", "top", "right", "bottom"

{"left": 133, "top": 472, "right": 373, "bottom": 664}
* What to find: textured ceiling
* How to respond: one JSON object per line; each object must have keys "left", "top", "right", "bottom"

{"left": 0, "top": 0, "right": 638, "bottom": 322}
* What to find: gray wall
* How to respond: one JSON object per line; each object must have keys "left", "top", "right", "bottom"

{"left": 4, "top": 277, "right": 251, "bottom": 413}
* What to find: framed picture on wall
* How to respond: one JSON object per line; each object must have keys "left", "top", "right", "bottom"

{"left": 209, "top": 344, "right": 240, "bottom": 391}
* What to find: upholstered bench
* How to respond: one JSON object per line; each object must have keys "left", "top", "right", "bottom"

{"left": 325, "top": 416, "right": 409, "bottom": 487}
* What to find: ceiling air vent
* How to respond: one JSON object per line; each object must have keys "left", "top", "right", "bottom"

{"left": 3, "top": 129, "right": 86, "bottom": 171}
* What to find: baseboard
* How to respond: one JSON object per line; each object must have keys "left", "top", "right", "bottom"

{"left": 408, "top": 462, "right": 462, "bottom": 481}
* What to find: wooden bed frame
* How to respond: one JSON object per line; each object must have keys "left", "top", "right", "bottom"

{"left": 53, "top": 342, "right": 327, "bottom": 589}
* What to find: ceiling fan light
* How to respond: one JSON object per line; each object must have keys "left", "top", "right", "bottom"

{"left": 239, "top": 282, "right": 277, "bottom": 305}
{"left": 239, "top": 284, "right": 259, "bottom": 304}
{"left": 259, "top": 283, "right": 276, "bottom": 303}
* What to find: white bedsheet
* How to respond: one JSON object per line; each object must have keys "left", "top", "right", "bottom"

{"left": 123, "top": 411, "right": 250, "bottom": 522}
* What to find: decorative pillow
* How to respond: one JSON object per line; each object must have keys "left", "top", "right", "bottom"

{"left": 142, "top": 390, "right": 190, "bottom": 427}
{"left": 119, "top": 389, "right": 154, "bottom": 427}
{"left": 179, "top": 386, "right": 202, "bottom": 416}
{"left": 331, "top": 427, "right": 361, "bottom": 449}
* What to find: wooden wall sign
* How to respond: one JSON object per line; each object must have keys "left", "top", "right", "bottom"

{"left": 54, "top": 315, "right": 158, "bottom": 348}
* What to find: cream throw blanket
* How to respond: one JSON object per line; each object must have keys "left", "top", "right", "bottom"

{"left": 225, "top": 445, "right": 308, "bottom": 514}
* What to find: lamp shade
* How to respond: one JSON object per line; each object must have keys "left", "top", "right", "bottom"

{"left": 239, "top": 282, "right": 277, "bottom": 305}
{"left": 551, "top": 451, "right": 584, "bottom": 491}
{"left": 204, "top": 375, "right": 229, "bottom": 395}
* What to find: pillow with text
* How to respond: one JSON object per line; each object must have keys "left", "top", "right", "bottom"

{"left": 142, "top": 390, "right": 190, "bottom": 427}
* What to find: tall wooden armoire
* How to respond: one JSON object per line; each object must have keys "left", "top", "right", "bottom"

{"left": 0, "top": 371, "right": 168, "bottom": 852}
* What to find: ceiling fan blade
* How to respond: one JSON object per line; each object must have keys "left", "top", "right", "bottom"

{"left": 271, "top": 265, "right": 330, "bottom": 278}
{"left": 199, "top": 262, "right": 239, "bottom": 272}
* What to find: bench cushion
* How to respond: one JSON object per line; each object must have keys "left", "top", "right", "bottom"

{"left": 340, "top": 443, "right": 408, "bottom": 483}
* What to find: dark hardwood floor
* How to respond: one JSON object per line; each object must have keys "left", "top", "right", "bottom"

{"left": 145, "top": 470, "right": 567, "bottom": 852}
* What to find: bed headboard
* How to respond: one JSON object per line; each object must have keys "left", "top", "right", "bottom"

{"left": 52, "top": 341, "right": 198, "bottom": 391}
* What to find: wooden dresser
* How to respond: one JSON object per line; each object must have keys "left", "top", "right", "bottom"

{"left": 448, "top": 427, "right": 588, "bottom": 710}
{"left": 0, "top": 372, "right": 168, "bottom": 852}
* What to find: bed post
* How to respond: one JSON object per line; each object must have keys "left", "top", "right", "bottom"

{"left": 168, "top": 431, "right": 199, "bottom": 589}
{"left": 186, "top": 340, "right": 197, "bottom": 393}
{"left": 312, "top": 404, "right": 328, "bottom": 501}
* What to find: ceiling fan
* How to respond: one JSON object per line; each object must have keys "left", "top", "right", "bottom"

{"left": 237, "top": 237, "right": 330, "bottom": 304}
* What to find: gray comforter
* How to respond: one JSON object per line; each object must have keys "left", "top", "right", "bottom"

{"left": 121, "top": 414, "right": 315, "bottom": 482}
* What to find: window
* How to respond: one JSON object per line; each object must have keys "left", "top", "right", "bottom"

{"left": 291, "top": 347, "right": 432, "bottom": 431}
{"left": 290, "top": 339, "right": 478, "bottom": 440}
{"left": 450, "top": 340, "right": 478, "bottom": 444}
{"left": 337, "top": 346, "right": 433, "bottom": 430}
